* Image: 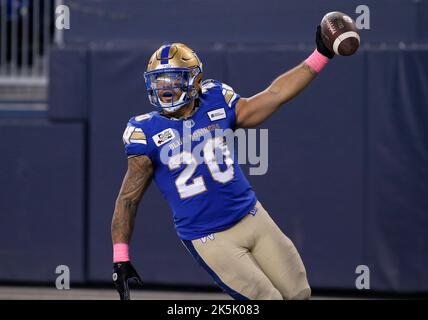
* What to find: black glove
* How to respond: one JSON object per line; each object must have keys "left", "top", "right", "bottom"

{"left": 316, "top": 25, "right": 334, "bottom": 59}
{"left": 112, "top": 261, "right": 143, "bottom": 300}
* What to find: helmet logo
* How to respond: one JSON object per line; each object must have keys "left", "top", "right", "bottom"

{"left": 156, "top": 64, "right": 172, "bottom": 69}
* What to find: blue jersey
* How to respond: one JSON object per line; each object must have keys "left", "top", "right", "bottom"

{"left": 122, "top": 79, "right": 257, "bottom": 240}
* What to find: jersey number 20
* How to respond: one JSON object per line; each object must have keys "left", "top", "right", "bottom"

{"left": 168, "top": 137, "right": 234, "bottom": 199}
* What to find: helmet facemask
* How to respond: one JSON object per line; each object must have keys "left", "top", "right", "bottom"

{"left": 144, "top": 66, "right": 201, "bottom": 114}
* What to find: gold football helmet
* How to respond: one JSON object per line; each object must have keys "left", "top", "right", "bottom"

{"left": 144, "top": 43, "right": 203, "bottom": 113}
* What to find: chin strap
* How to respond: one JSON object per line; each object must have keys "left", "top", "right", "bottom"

{"left": 161, "top": 101, "right": 199, "bottom": 120}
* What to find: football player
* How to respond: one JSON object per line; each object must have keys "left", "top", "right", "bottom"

{"left": 111, "top": 27, "right": 335, "bottom": 300}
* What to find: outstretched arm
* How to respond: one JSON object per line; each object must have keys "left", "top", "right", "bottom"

{"left": 235, "top": 62, "right": 318, "bottom": 128}
{"left": 111, "top": 155, "right": 154, "bottom": 244}
{"left": 235, "top": 26, "right": 333, "bottom": 129}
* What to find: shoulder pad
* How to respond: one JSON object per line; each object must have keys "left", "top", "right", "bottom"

{"left": 201, "top": 79, "right": 221, "bottom": 93}
{"left": 201, "top": 79, "right": 239, "bottom": 107}
{"left": 134, "top": 113, "right": 152, "bottom": 122}
{"left": 123, "top": 126, "right": 147, "bottom": 145}
{"left": 220, "top": 83, "right": 237, "bottom": 107}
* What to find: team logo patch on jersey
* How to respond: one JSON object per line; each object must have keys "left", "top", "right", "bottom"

{"left": 200, "top": 234, "right": 215, "bottom": 244}
{"left": 249, "top": 207, "right": 258, "bottom": 216}
{"left": 153, "top": 128, "right": 176, "bottom": 147}
{"left": 207, "top": 108, "right": 226, "bottom": 121}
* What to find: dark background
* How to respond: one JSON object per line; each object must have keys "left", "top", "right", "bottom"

{"left": 0, "top": 0, "right": 427, "bottom": 294}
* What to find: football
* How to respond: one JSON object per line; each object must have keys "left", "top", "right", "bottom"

{"left": 320, "top": 11, "right": 360, "bottom": 56}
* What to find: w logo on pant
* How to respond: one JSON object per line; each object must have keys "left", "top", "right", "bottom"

{"left": 200, "top": 234, "right": 215, "bottom": 244}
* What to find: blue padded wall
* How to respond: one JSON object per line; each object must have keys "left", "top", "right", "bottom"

{"left": 366, "top": 50, "right": 428, "bottom": 292}
{"left": 48, "top": 47, "right": 89, "bottom": 120}
{"left": 0, "top": 120, "right": 85, "bottom": 282}
{"left": 64, "top": 0, "right": 422, "bottom": 45}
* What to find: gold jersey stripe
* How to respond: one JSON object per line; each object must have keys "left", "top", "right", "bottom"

{"left": 130, "top": 131, "right": 147, "bottom": 140}
{"left": 223, "top": 89, "right": 235, "bottom": 104}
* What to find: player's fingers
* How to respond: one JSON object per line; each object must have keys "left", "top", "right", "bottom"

{"left": 132, "top": 275, "right": 143, "bottom": 287}
{"left": 128, "top": 266, "right": 143, "bottom": 286}
{"left": 114, "top": 277, "right": 130, "bottom": 300}
{"left": 316, "top": 25, "right": 322, "bottom": 41}
{"left": 119, "top": 280, "right": 131, "bottom": 300}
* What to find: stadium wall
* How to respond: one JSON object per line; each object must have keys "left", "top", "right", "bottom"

{"left": 1, "top": 0, "right": 428, "bottom": 293}
{"left": 3, "top": 45, "right": 428, "bottom": 292}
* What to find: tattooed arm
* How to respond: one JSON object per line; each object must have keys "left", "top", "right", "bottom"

{"left": 111, "top": 155, "right": 154, "bottom": 244}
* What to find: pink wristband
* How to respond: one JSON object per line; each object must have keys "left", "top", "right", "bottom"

{"left": 304, "top": 48, "right": 329, "bottom": 73}
{"left": 113, "top": 243, "right": 130, "bottom": 262}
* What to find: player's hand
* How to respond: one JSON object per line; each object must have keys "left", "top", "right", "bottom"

{"left": 112, "top": 261, "right": 143, "bottom": 300}
{"left": 315, "top": 25, "right": 335, "bottom": 59}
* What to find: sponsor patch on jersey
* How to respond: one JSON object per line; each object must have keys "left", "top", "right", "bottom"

{"left": 207, "top": 108, "right": 226, "bottom": 121}
{"left": 153, "top": 128, "right": 176, "bottom": 147}
{"left": 135, "top": 113, "right": 151, "bottom": 122}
